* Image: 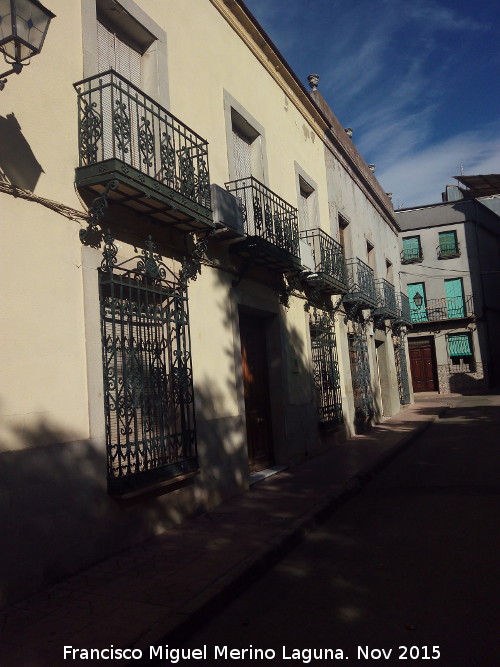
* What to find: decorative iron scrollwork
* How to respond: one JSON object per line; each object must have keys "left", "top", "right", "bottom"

{"left": 113, "top": 100, "right": 131, "bottom": 155}
{"left": 139, "top": 117, "right": 155, "bottom": 167}
{"left": 179, "top": 147, "right": 196, "bottom": 199}
{"left": 101, "top": 229, "right": 118, "bottom": 271}
{"left": 279, "top": 272, "right": 302, "bottom": 308}
{"left": 79, "top": 98, "right": 102, "bottom": 164}
{"left": 197, "top": 157, "right": 211, "bottom": 207}
{"left": 348, "top": 323, "right": 374, "bottom": 418}
{"left": 253, "top": 195, "right": 263, "bottom": 232}
{"left": 393, "top": 332, "right": 411, "bottom": 405}
{"left": 179, "top": 230, "right": 215, "bottom": 288}
{"left": 160, "top": 132, "right": 176, "bottom": 187}
{"left": 99, "top": 232, "right": 197, "bottom": 487}
{"left": 310, "top": 309, "right": 343, "bottom": 426}
{"left": 80, "top": 180, "right": 118, "bottom": 246}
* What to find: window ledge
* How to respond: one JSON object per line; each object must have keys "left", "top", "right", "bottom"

{"left": 108, "top": 458, "right": 199, "bottom": 499}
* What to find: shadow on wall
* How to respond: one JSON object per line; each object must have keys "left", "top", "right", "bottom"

{"left": 0, "top": 113, "right": 44, "bottom": 191}
{"left": 448, "top": 371, "right": 489, "bottom": 396}
{"left": 0, "top": 372, "right": 257, "bottom": 610}
{"left": 0, "top": 235, "right": 321, "bottom": 611}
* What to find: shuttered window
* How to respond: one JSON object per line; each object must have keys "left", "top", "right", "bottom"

{"left": 444, "top": 278, "right": 465, "bottom": 318}
{"left": 402, "top": 236, "right": 422, "bottom": 262}
{"left": 447, "top": 333, "right": 472, "bottom": 357}
{"left": 407, "top": 282, "right": 428, "bottom": 322}
{"left": 232, "top": 129, "right": 252, "bottom": 181}
{"left": 97, "top": 20, "right": 142, "bottom": 87}
{"left": 299, "top": 191, "right": 310, "bottom": 230}
{"left": 439, "top": 231, "right": 458, "bottom": 256}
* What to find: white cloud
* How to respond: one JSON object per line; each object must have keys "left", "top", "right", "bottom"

{"left": 406, "top": 0, "right": 491, "bottom": 32}
{"left": 377, "top": 125, "right": 500, "bottom": 208}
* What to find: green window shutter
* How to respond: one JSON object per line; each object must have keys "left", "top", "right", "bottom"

{"left": 407, "top": 282, "right": 428, "bottom": 322}
{"left": 439, "top": 231, "right": 457, "bottom": 255}
{"left": 445, "top": 278, "right": 464, "bottom": 317}
{"left": 448, "top": 334, "right": 472, "bottom": 357}
{"left": 402, "top": 236, "right": 421, "bottom": 260}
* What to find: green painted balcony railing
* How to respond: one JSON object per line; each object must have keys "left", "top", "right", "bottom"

{"left": 74, "top": 70, "right": 212, "bottom": 228}
{"left": 299, "top": 228, "right": 347, "bottom": 293}
{"left": 437, "top": 241, "right": 460, "bottom": 258}
{"left": 401, "top": 247, "right": 423, "bottom": 263}
{"left": 410, "top": 294, "right": 473, "bottom": 323}
{"left": 397, "top": 292, "right": 412, "bottom": 324}
{"left": 374, "top": 278, "right": 398, "bottom": 318}
{"left": 344, "top": 258, "right": 378, "bottom": 308}
{"left": 225, "top": 176, "right": 300, "bottom": 259}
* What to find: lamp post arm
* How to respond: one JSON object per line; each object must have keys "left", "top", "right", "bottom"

{"left": 0, "top": 63, "right": 23, "bottom": 91}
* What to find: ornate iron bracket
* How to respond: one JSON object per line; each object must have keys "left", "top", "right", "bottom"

{"left": 343, "top": 299, "right": 362, "bottom": 324}
{"left": 304, "top": 282, "right": 323, "bottom": 312}
{"left": 373, "top": 313, "right": 387, "bottom": 330}
{"left": 179, "top": 229, "right": 215, "bottom": 288}
{"left": 232, "top": 259, "right": 252, "bottom": 288}
{"left": 80, "top": 180, "right": 118, "bottom": 246}
{"left": 279, "top": 272, "right": 302, "bottom": 308}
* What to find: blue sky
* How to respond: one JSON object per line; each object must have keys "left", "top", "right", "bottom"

{"left": 243, "top": 0, "right": 500, "bottom": 208}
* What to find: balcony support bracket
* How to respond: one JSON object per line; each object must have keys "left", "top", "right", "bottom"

{"left": 179, "top": 230, "right": 216, "bottom": 288}
{"left": 343, "top": 299, "right": 363, "bottom": 324}
{"left": 80, "top": 180, "right": 118, "bottom": 247}
{"left": 373, "top": 313, "right": 387, "bottom": 331}
{"left": 280, "top": 272, "right": 302, "bottom": 308}
{"left": 304, "top": 282, "right": 324, "bottom": 312}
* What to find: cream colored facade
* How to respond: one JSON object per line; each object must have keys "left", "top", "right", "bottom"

{"left": 0, "top": 0, "right": 411, "bottom": 607}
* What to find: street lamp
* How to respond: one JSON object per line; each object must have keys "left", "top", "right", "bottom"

{"left": 0, "top": 0, "right": 55, "bottom": 91}
{"left": 413, "top": 291, "right": 423, "bottom": 308}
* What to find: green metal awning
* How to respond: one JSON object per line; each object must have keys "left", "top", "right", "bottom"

{"left": 448, "top": 333, "right": 472, "bottom": 357}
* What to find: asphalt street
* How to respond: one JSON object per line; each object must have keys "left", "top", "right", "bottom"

{"left": 169, "top": 395, "right": 500, "bottom": 666}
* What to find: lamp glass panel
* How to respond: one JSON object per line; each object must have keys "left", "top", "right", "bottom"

{"left": 0, "top": 0, "right": 11, "bottom": 19}
{"left": 0, "top": 3, "right": 14, "bottom": 57}
{"left": 15, "top": 0, "right": 51, "bottom": 57}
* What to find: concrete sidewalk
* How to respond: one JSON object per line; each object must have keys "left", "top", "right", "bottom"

{"left": 0, "top": 398, "right": 450, "bottom": 666}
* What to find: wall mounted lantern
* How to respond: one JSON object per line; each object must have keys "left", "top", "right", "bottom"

{"left": 0, "top": 0, "right": 55, "bottom": 91}
{"left": 413, "top": 291, "right": 423, "bottom": 308}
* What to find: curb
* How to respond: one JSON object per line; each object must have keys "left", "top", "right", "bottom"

{"left": 134, "top": 406, "right": 449, "bottom": 656}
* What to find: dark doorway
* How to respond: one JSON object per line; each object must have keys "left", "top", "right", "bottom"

{"left": 239, "top": 311, "right": 274, "bottom": 471}
{"left": 409, "top": 337, "right": 438, "bottom": 392}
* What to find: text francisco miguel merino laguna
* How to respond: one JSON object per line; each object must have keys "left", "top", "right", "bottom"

{"left": 63, "top": 644, "right": 441, "bottom": 662}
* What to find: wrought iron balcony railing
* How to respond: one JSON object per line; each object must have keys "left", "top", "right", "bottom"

{"left": 410, "top": 294, "right": 473, "bottom": 323}
{"left": 299, "top": 228, "right": 347, "bottom": 293}
{"left": 437, "top": 241, "right": 460, "bottom": 259}
{"left": 225, "top": 176, "right": 300, "bottom": 261}
{"left": 374, "top": 278, "right": 399, "bottom": 318}
{"left": 74, "top": 70, "right": 213, "bottom": 229}
{"left": 397, "top": 292, "right": 412, "bottom": 324}
{"left": 401, "top": 248, "right": 423, "bottom": 263}
{"left": 343, "top": 258, "right": 378, "bottom": 308}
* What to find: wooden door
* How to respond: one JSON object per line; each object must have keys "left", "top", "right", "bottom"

{"left": 409, "top": 343, "right": 437, "bottom": 392}
{"left": 239, "top": 313, "right": 273, "bottom": 471}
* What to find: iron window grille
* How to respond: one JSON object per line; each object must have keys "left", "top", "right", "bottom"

{"left": 393, "top": 335, "right": 411, "bottom": 404}
{"left": 309, "top": 311, "right": 343, "bottom": 427}
{"left": 348, "top": 323, "right": 374, "bottom": 417}
{"left": 225, "top": 176, "right": 300, "bottom": 258}
{"left": 99, "top": 233, "right": 197, "bottom": 496}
